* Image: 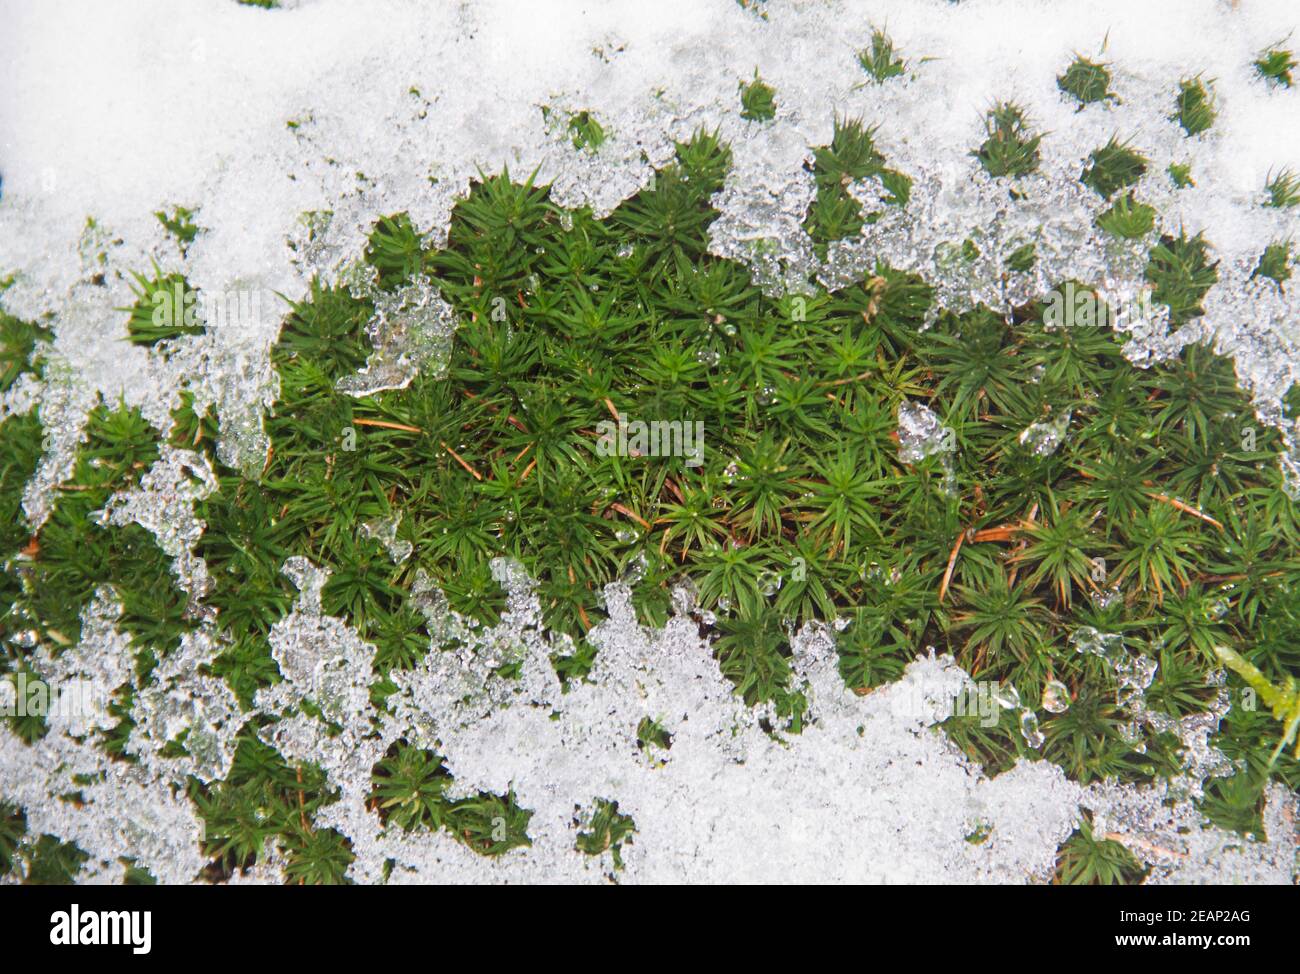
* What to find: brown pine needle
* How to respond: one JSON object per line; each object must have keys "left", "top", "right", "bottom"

{"left": 1149, "top": 492, "right": 1224, "bottom": 530}
{"left": 938, "top": 529, "right": 966, "bottom": 604}
{"left": 970, "top": 524, "right": 1022, "bottom": 543}
{"left": 604, "top": 398, "right": 620, "bottom": 421}
{"left": 821, "top": 369, "right": 875, "bottom": 388}
{"left": 353, "top": 418, "right": 423, "bottom": 433}
{"left": 609, "top": 501, "right": 651, "bottom": 530}
{"left": 461, "top": 390, "right": 527, "bottom": 431}
{"left": 441, "top": 441, "right": 483, "bottom": 480}
{"left": 517, "top": 457, "right": 537, "bottom": 484}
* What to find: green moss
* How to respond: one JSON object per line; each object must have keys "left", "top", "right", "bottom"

{"left": 0, "top": 411, "right": 44, "bottom": 634}
{"left": 1265, "top": 168, "right": 1300, "bottom": 209}
{"left": 1096, "top": 192, "right": 1156, "bottom": 239}
{"left": 1006, "top": 242, "right": 1037, "bottom": 273}
{"left": 1144, "top": 230, "right": 1219, "bottom": 325}
{"left": 1173, "top": 77, "right": 1215, "bottom": 137}
{"left": 177, "top": 134, "right": 1295, "bottom": 798}
{"left": 1255, "top": 46, "right": 1296, "bottom": 88}
{"left": 973, "top": 103, "right": 1041, "bottom": 179}
{"left": 365, "top": 213, "right": 426, "bottom": 286}
{"left": 155, "top": 205, "right": 199, "bottom": 251}
{"left": 369, "top": 742, "right": 532, "bottom": 856}
{"left": 1168, "top": 161, "right": 1194, "bottom": 189}
{"left": 122, "top": 267, "right": 205, "bottom": 346}
{"left": 13, "top": 401, "right": 191, "bottom": 664}
{"left": 1080, "top": 137, "right": 1147, "bottom": 199}
{"left": 857, "top": 28, "right": 905, "bottom": 84}
{"left": 739, "top": 71, "right": 776, "bottom": 122}
{"left": 575, "top": 798, "right": 636, "bottom": 868}
{"left": 803, "top": 117, "right": 911, "bottom": 255}
{"left": 1057, "top": 55, "right": 1113, "bottom": 107}
{"left": 20, "top": 834, "right": 89, "bottom": 883}
{"left": 189, "top": 728, "right": 344, "bottom": 880}
{"left": 9, "top": 123, "right": 1300, "bottom": 881}
{"left": 636, "top": 716, "right": 673, "bottom": 752}
{"left": 1252, "top": 240, "right": 1292, "bottom": 288}
{"left": 567, "top": 111, "right": 606, "bottom": 152}
{"left": 1054, "top": 815, "right": 1148, "bottom": 884}
{"left": 0, "top": 312, "right": 52, "bottom": 393}
{"left": 0, "top": 801, "right": 25, "bottom": 877}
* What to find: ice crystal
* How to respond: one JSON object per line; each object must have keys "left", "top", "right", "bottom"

{"left": 1018, "top": 409, "right": 1072, "bottom": 458}
{"left": 896, "top": 400, "right": 952, "bottom": 464}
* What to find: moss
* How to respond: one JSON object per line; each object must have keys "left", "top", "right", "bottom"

{"left": 803, "top": 117, "right": 911, "bottom": 255}
{"left": 155, "top": 205, "right": 199, "bottom": 251}
{"left": 10, "top": 401, "right": 192, "bottom": 679}
{"left": 1255, "top": 46, "right": 1296, "bottom": 88}
{"left": 857, "top": 28, "right": 905, "bottom": 84}
{"left": 1265, "top": 169, "right": 1300, "bottom": 209}
{"left": 1144, "top": 230, "right": 1219, "bottom": 325}
{"left": 1173, "top": 77, "right": 1215, "bottom": 137}
{"left": 9, "top": 120, "right": 1300, "bottom": 880}
{"left": 121, "top": 267, "right": 205, "bottom": 346}
{"left": 1057, "top": 55, "right": 1113, "bottom": 107}
{"left": 368, "top": 741, "right": 533, "bottom": 856}
{"left": 167, "top": 132, "right": 1297, "bottom": 799}
{"left": 575, "top": 798, "right": 636, "bottom": 868}
{"left": 1252, "top": 241, "right": 1293, "bottom": 289}
{"left": 973, "top": 103, "right": 1042, "bottom": 179}
{"left": 739, "top": 71, "right": 776, "bottom": 122}
{"left": 1054, "top": 815, "right": 1148, "bottom": 884}
{"left": 1096, "top": 192, "right": 1156, "bottom": 239}
{"left": 1081, "top": 137, "right": 1147, "bottom": 199}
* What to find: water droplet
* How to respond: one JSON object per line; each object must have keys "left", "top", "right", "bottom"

{"left": 1204, "top": 598, "right": 1229, "bottom": 621}
{"left": 621, "top": 550, "right": 649, "bottom": 585}
{"left": 1070, "top": 625, "right": 1124, "bottom": 663}
{"left": 1041, "top": 679, "right": 1070, "bottom": 713}
{"left": 993, "top": 683, "right": 1021, "bottom": 710}
{"left": 758, "top": 570, "right": 782, "bottom": 597}
{"left": 1090, "top": 586, "right": 1122, "bottom": 609}
{"left": 1018, "top": 709, "right": 1045, "bottom": 749}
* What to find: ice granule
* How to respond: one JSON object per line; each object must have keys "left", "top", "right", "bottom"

{"left": 897, "top": 400, "right": 952, "bottom": 464}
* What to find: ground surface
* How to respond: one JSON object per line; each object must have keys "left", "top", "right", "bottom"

{"left": 0, "top": 0, "right": 1297, "bottom": 884}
